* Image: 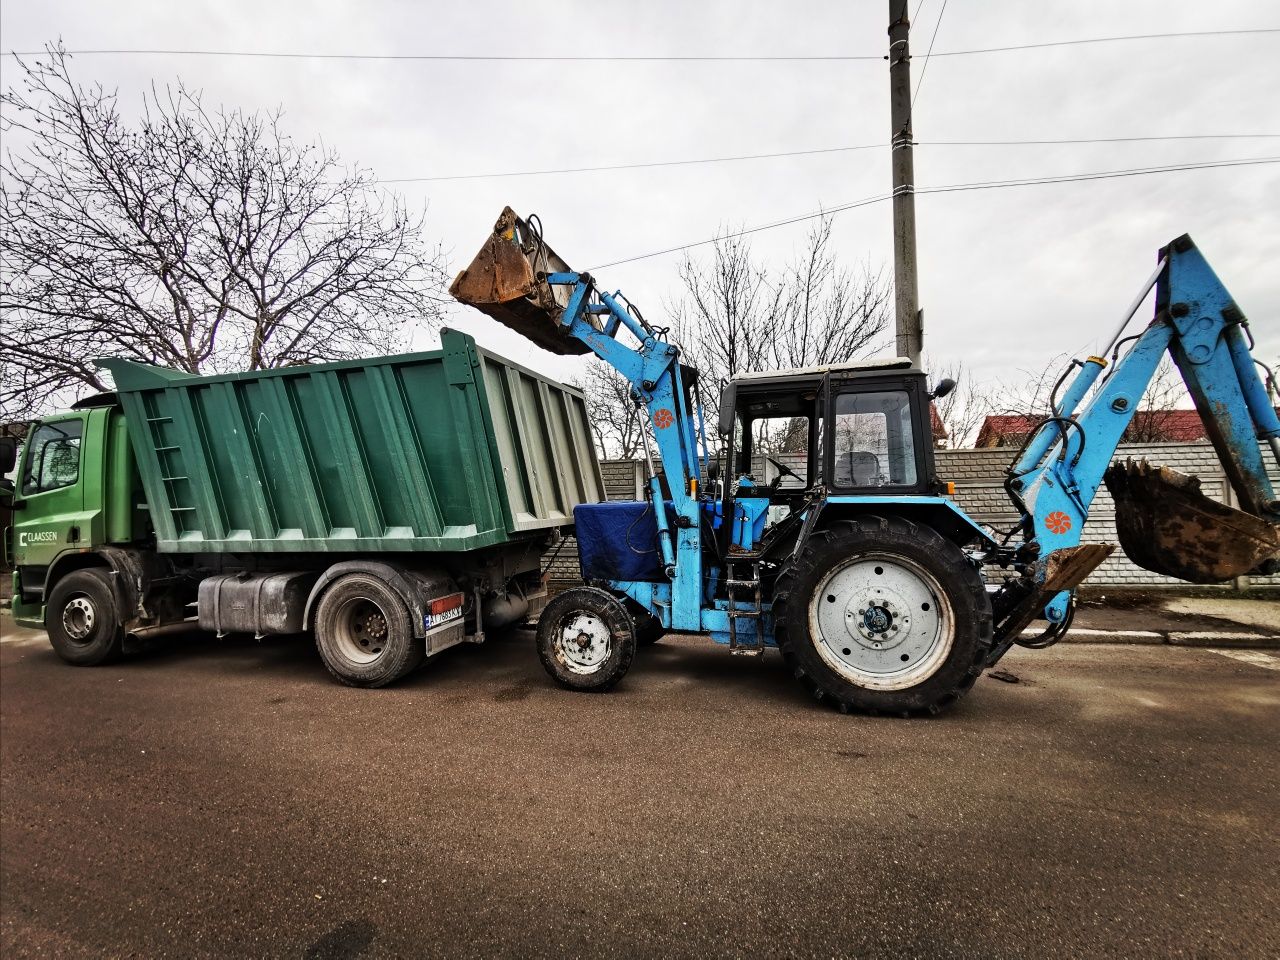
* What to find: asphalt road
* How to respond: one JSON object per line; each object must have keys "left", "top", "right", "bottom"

{"left": 2, "top": 619, "right": 1277, "bottom": 959}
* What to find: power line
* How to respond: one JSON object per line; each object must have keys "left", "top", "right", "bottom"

{"left": 6, "top": 28, "right": 1277, "bottom": 62}
{"left": 380, "top": 133, "right": 1280, "bottom": 183}
{"left": 379, "top": 143, "right": 886, "bottom": 183}
{"left": 929, "top": 28, "right": 1280, "bottom": 57}
{"left": 912, "top": 0, "right": 950, "bottom": 107}
{"left": 588, "top": 155, "right": 1280, "bottom": 270}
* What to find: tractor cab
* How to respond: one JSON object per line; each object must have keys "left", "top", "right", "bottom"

{"left": 717, "top": 359, "right": 940, "bottom": 529}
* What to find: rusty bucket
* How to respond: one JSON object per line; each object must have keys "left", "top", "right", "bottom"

{"left": 1104, "top": 459, "right": 1280, "bottom": 584}
{"left": 448, "top": 207, "right": 598, "bottom": 355}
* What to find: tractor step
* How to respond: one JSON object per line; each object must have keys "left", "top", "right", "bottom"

{"left": 725, "top": 559, "right": 766, "bottom": 654}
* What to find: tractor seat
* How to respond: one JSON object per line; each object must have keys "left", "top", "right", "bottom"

{"left": 835, "top": 451, "right": 881, "bottom": 487}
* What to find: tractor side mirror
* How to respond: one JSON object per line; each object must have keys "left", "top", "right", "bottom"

{"left": 930, "top": 378, "right": 956, "bottom": 400}
{"left": 707, "top": 460, "right": 721, "bottom": 483}
{"left": 0, "top": 436, "right": 16, "bottom": 474}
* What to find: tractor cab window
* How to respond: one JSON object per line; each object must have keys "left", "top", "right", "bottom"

{"left": 21, "top": 420, "right": 83, "bottom": 495}
{"left": 832, "top": 391, "right": 917, "bottom": 487}
{"left": 734, "top": 400, "right": 812, "bottom": 494}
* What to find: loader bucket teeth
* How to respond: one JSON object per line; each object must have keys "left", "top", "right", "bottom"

{"left": 1104, "top": 459, "right": 1280, "bottom": 584}
{"left": 448, "top": 206, "right": 596, "bottom": 355}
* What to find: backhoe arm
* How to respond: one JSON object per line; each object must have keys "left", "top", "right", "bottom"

{"left": 998, "top": 235, "right": 1280, "bottom": 638}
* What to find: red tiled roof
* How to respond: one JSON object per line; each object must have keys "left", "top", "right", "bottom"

{"left": 973, "top": 409, "right": 1233, "bottom": 448}
{"left": 929, "top": 403, "right": 948, "bottom": 440}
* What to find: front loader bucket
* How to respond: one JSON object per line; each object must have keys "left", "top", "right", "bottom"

{"left": 1104, "top": 459, "right": 1280, "bottom": 584}
{"left": 448, "top": 206, "right": 596, "bottom": 355}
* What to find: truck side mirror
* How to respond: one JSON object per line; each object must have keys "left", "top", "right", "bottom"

{"left": 930, "top": 378, "right": 956, "bottom": 400}
{"left": 0, "top": 436, "right": 16, "bottom": 474}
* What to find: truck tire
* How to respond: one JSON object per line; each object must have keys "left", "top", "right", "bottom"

{"left": 314, "top": 574, "right": 423, "bottom": 688}
{"left": 536, "top": 586, "right": 636, "bottom": 692}
{"left": 773, "top": 516, "right": 992, "bottom": 716}
{"left": 46, "top": 568, "right": 125, "bottom": 666}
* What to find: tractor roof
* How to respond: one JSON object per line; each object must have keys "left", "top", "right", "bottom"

{"left": 728, "top": 357, "right": 918, "bottom": 390}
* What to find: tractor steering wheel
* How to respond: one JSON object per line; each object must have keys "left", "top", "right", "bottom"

{"left": 765, "top": 456, "right": 800, "bottom": 492}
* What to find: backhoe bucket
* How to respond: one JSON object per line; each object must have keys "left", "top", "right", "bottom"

{"left": 1104, "top": 459, "right": 1280, "bottom": 584}
{"left": 448, "top": 206, "right": 596, "bottom": 355}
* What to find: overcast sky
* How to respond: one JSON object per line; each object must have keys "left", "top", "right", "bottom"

{"left": 2, "top": 1, "right": 1278, "bottom": 396}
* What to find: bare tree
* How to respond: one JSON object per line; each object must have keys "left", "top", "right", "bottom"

{"left": 574, "top": 359, "right": 647, "bottom": 459}
{"left": 0, "top": 46, "right": 448, "bottom": 418}
{"left": 925, "top": 359, "right": 988, "bottom": 448}
{"left": 667, "top": 215, "right": 892, "bottom": 449}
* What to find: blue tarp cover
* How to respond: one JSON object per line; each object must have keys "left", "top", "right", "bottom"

{"left": 575, "top": 500, "right": 674, "bottom": 582}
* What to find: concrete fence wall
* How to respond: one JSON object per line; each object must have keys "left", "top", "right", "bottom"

{"left": 546, "top": 442, "right": 1280, "bottom": 591}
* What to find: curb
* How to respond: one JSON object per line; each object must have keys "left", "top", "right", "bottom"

{"left": 1025, "top": 626, "right": 1280, "bottom": 649}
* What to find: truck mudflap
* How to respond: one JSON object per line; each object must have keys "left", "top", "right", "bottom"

{"left": 448, "top": 206, "right": 601, "bottom": 355}
{"left": 1104, "top": 459, "right": 1280, "bottom": 583}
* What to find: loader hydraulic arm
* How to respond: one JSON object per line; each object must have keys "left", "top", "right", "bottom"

{"left": 449, "top": 208, "right": 711, "bottom": 626}
{"left": 998, "top": 235, "right": 1280, "bottom": 635}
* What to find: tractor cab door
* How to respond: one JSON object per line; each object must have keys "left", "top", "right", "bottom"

{"left": 718, "top": 377, "right": 823, "bottom": 552}
{"left": 823, "top": 372, "right": 934, "bottom": 496}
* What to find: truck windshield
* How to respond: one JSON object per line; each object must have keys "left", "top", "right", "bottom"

{"left": 832, "top": 391, "right": 916, "bottom": 487}
{"left": 22, "top": 420, "right": 83, "bottom": 495}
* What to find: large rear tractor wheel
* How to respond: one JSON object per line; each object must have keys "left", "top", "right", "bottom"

{"left": 536, "top": 587, "right": 636, "bottom": 692}
{"left": 314, "top": 574, "right": 423, "bottom": 688}
{"left": 774, "top": 516, "right": 991, "bottom": 716}
{"left": 46, "top": 568, "right": 125, "bottom": 666}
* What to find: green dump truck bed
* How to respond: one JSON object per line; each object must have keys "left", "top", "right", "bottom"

{"left": 100, "top": 329, "right": 603, "bottom": 554}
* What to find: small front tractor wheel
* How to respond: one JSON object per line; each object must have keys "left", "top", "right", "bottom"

{"left": 774, "top": 516, "right": 992, "bottom": 716}
{"left": 536, "top": 587, "right": 636, "bottom": 692}
{"left": 45, "top": 568, "right": 125, "bottom": 666}
{"left": 314, "top": 574, "right": 422, "bottom": 688}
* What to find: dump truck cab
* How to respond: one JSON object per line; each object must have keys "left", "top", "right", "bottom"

{"left": 5, "top": 403, "right": 144, "bottom": 627}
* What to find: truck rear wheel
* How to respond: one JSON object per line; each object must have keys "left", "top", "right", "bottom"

{"left": 314, "top": 574, "right": 423, "bottom": 688}
{"left": 774, "top": 516, "right": 992, "bottom": 716}
{"left": 536, "top": 586, "right": 636, "bottom": 692}
{"left": 46, "top": 568, "right": 125, "bottom": 666}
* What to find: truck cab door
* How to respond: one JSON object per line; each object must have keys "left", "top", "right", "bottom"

{"left": 12, "top": 415, "right": 87, "bottom": 598}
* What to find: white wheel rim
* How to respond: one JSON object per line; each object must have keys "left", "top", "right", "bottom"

{"left": 331, "top": 596, "right": 391, "bottom": 665}
{"left": 807, "top": 553, "right": 954, "bottom": 691}
{"left": 556, "top": 612, "right": 612, "bottom": 675}
{"left": 63, "top": 595, "right": 96, "bottom": 642}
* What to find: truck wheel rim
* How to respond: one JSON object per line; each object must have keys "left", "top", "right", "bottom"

{"left": 807, "top": 554, "right": 953, "bottom": 691}
{"left": 62, "top": 596, "right": 96, "bottom": 642}
{"left": 332, "top": 596, "right": 391, "bottom": 665}
{"left": 556, "top": 611, "right": 611, "bottom": 674}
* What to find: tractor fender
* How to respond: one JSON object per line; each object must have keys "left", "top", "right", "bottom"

{"left": 807, "top": 496, "right": 995, "bottom": 551}
{"left": 302, "top": 560, "right": 458, "bottom": 638}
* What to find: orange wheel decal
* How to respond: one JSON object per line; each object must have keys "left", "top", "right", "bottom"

{"left": 653, "top": 408, "right": 674, "bottom": 429}
{"left": 1045, "top": 511, "right": 1072, "bottom": 535}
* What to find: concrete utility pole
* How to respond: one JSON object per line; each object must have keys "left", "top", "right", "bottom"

{"left": 888, "top": 0, "right": 922, "bottom": 365}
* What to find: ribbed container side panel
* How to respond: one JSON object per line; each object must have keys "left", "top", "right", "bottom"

{"left": 476, "top": 350, "right": 605, "bottom": 532}
{"left": 102, "top": 330, "right": 601, "bottom": 554}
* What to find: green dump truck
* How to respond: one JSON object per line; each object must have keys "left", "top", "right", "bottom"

{"left": 1, "top": 330, "right": 603, "bottom": 687}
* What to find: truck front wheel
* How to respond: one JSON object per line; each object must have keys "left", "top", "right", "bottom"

{"left": 536, "top": 587, "right": 636, "bottom": 692}
{"left": 46, "top": 568, "right": 125, "bottom": 666}
{"left": 314, "top": 574, "right": 423, "bottom": 688}
{"left": 774, "top": 516, "right": 992, "bottom": 716}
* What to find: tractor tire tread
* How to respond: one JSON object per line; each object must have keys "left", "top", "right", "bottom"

{"left": 774, "top": 514, "right": 992, "bottom": 717}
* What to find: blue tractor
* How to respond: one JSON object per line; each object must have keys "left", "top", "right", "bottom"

{"left": 452, "top": 209, "right": 1280, "bottom": 715}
